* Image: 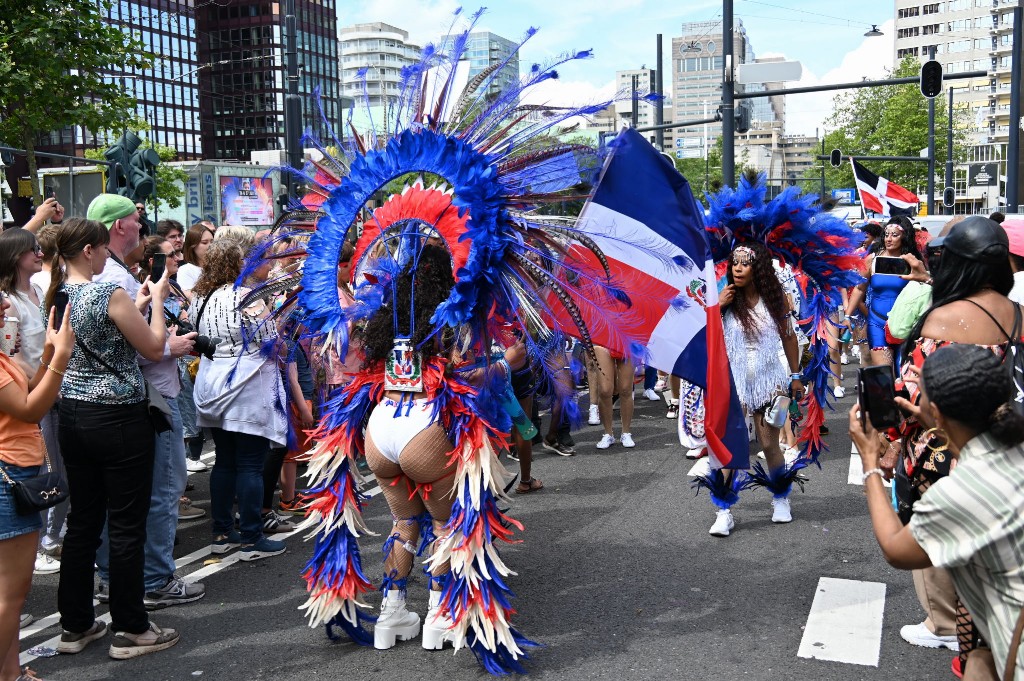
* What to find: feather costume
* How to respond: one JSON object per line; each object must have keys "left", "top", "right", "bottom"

{"left": 241, "top": 8, "right": 661, "bottom": 675}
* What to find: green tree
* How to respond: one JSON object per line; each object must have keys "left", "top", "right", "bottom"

{"left": 0, "top": 0, "right": 150, "bottom": 205}
{"left": 819, "top": 56, "right": 969, "bottom": 198}
{"left": 673, "top": 136, "right": 724, "bottom": 206}
{"left": 85, "top": 142, "right": 190, "bottom": 210}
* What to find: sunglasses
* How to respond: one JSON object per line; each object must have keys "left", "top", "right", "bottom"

{"left": 29, "top": 244, "right": 42, "bottom": 256}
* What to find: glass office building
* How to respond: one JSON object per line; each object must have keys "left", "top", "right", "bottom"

{"left": 196, "top": 0, "right": 340, "bottom": 160}
{"left": 438, "top": 31, "right": 520, "bottom": 101}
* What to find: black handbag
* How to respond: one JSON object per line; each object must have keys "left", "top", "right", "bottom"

{"left": 0, "top": 438, "right": 69, "bottom": 515}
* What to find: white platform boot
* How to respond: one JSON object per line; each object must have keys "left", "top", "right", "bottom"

{"left": 373, "top": 589, "right": 421, "bottom": 650}
{"left": 422, "top": 589, "right": 454, "bottom": 650}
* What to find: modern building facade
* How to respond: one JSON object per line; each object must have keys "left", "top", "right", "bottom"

{"left": 196, "top": 0, "right": 340, "bottom": 161}
{"left": 893, "top": 0, "right": 1022, "bottom": 211}
{"left": 439, "top": 31, "right": 520, "bottom": 101}
{"left": 36, "top": 0, "right": 202, "bottom": 159}
{"left": 340, "top": 22, "right": 421, "bottom": 110}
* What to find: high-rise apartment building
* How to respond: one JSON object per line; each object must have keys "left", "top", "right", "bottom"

{"left": 614, "top": 69, "right": 660, "bottom": 145}
{"left": 196, "top": 0, "right": 340, "bottom": 161}
{"left": 340, "top": 22, "right": 421, "bottom": 110}
{"left": 37, "top": 0, "right": 202, "bottom": 159}
{"left": 893, "top": 0, "right": 1020, "bottom": 211}
{"left": 438, "top": 31, "right": 520, "bottom": 100}
{"left": 671, "top": 19, "right": 752, "bottom": 149}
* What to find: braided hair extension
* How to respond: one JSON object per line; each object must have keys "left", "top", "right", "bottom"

{"left": 361, "top": 244, "right": 456, "bottom": 364}
{"left": 726, "top": 242, "right": 791, "bottom": 341}
{"left": 921, "top": 343, "right": 1024, "bottom": 446}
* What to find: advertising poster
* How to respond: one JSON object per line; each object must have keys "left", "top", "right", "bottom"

{"left": 220, "top": 176, "right": 275, "bottom": 226}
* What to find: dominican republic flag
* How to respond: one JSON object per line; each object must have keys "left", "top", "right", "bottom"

{"left": 567, "top": 128, "right": 749, "bottom": 469}
{"left": 851, "top": 157, "right": 919, "bottom": 217}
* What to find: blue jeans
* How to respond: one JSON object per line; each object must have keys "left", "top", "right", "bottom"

{"left": 644, "top": 366, "right": 658, "bottom": 391}
{"left": 176, "top": 360, "right": 200, "bottom": 440}
{"left": 0, "top": 463, "right": 42, "bottom": 541}
{"left": 97, "top": 398, "right": 186, "bottom": 591}
{"left": 38, "top": 406, "right": 68, "bottom": 551}
{"left": 210, "top": 428, "right": 268, "bottom": 545}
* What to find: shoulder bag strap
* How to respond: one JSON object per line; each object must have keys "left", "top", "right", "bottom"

{"left": 193, "top": 292, "right": 212, "bottom": 329}
{"left": 74, "top": 336, "right": 129, "bottom": 384}
{"left": 1004, "top": 603, "right": 1024, "bottom": 681}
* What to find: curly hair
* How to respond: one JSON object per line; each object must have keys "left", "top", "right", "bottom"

{"left": 360, "top": 244, "right": 455, "bottom": 364}
{"left": 192, "top": 241, "right": 244, "bottom": 298}
{"left": 726, "top": 242, "right": 791, "bottom": 340}
{"left": 884, "top": 216, "right": 923, "bottom": 261}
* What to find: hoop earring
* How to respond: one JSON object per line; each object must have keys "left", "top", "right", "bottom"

{"left": 923, "top": 427, "right": 949, "bottom": 459}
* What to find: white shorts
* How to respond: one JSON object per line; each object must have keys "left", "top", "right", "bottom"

{"left": 366, "top": 397, "right": 439, "bottom": 464}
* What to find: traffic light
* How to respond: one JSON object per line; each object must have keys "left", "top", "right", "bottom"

{"left": 830, "top": 149, "right": 842, "bottom": 167}
{"left": 127, "top": 146, "right": 160, "bottom": 200}
{"left": 943, "top": 186, "right": 955, "bottom": 208}
{"left": 103, "top": 132, "right": 141, "bottom": 196}
{"left": 735, "top": 103, "right": 751, "bottom": 134}
{"left": 920, "top": 60, "right": 943, "bottom": 99}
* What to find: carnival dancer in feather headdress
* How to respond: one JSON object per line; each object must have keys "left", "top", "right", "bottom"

{"left": 237, "top": 8, "right": 662, "bottom": 675}
{"left": 694, "top": 171, "right": 864, "bottom": 535}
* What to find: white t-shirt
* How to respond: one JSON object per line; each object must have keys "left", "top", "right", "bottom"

{"left": 176, "top": 263, "right": 202, "bottom": 291}
{"left": 7, "top": 284, "right": 46, "bottom": 376}
{"left": 29, "top": 270, "right": 52, "bottom": 296}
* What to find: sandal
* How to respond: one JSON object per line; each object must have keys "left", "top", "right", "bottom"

{"left": 515, "top": 478, "right": 544, "bottom": 494}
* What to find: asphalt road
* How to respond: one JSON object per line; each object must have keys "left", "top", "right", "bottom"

{"left": 21, "top": 385, "right": 955, "bottom": 681}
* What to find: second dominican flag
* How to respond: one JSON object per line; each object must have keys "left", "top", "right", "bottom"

{"left": 851, "top": 157, "right": 919, "bottom": 217}
{"left": 568, "top": 128, "right": 748, "bottom": 469}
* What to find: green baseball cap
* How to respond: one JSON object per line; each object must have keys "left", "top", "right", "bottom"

{"left": 86, "top": 194, "right": 137, "bottom": 230}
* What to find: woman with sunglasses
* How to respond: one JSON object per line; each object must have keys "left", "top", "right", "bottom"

{"left": 0, "top": 228, "right": 69, "bottom": 577}
{"left": 845, "top": 216, "right": 922, "bottom": 370}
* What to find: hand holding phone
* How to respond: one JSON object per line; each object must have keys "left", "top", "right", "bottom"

{"left": 873, "top": 255, "right": 911, "bottom": 277}
{"left": 858, "top": 365, "right": 900, "bottom": 430}
{"left": 52, "top": 291, "right": 69, "bottom": 332}
{"left": 150, "top": 253, "right": 167, "bottom": 285}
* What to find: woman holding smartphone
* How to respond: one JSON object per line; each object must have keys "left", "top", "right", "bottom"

{"left": 845, "top": 216, "right": 922, "bottom": 370}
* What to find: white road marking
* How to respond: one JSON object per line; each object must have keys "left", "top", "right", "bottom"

{"left": 848, "top": 446, "right": 891, "bottom": 487}
{"left": 797, "top": 577, "right": 887, "bottom": 667}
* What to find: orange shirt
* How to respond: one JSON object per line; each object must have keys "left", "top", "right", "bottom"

{"left": 0, "top": 353, "right": 43, "bottom": 467}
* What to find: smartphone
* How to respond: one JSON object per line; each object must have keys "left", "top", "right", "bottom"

{"left": 44, "top": 185, "right": 55, "bottom": 200}
{"left": 874, "top": 255, "right": 911, "bottom": 277}
{"left": 52, "top": 290, "right": 69, "bottom": 331}
{"left": 858, "top": 365, "right": 900, "bottom": 430}
{"left": 150, "top": 253, "right": 167, "bottom": 283}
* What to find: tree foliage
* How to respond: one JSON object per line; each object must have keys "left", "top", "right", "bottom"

{"left": 673, "top": 136, "right": 725, "bottom": 206}
{"left": 0, "top": 0, "right": 151, "bottom": 205}
{"left": 819, "top": 56, "right": 970, "bottom": 195}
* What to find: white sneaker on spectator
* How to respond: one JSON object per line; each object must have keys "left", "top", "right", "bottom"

{"left": 771, "top": 498, "right": 793, "bottom": 523}
{"left": 642, "top": 388, "right": 660, "bottom": 401}
{"left": 620, "top": 433, "right": 635, "bottom": 448}
{"left": 833, "top": 385, "right": 845, "bottom": 399}
{"left": 899, "top": 622, "right": 957, "bottom": 650}
{"left": 186, "top": 458, "right": 208, "bottom": 473}
{"left": 595, "top": 434, "right": 615, "bottom": 450}
{"left": 20, "top": 613, "right": 33, "bottom": 629}
{"left": 588, "top": 404, "right": 600, "bottom": 425}
{"left": 34, "top": 552, "right": 60, "bottom": 575}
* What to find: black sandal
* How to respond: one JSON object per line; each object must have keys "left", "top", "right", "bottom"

{"left": 515, "top": 478, "right": 544, "bottom": 494}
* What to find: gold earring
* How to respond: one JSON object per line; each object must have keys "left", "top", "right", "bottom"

{"left": 923, "top": 427, "right": 949, "bottom": 460}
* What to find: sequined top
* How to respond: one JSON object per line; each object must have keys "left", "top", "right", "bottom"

{"left": 59, "top": 282, "right": 145, "bottom": 404}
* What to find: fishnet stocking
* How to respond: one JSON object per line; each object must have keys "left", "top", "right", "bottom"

{"left": 366, "top": 436, "right": 423, "bottom": 581}
{"left": 955, "top": 596, "right": 977, "bottom": 668}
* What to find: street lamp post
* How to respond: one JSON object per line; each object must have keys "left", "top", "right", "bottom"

{"left": 721, "top": 0, "right": 735, "bottom": 187}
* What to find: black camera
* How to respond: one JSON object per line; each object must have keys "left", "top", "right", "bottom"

{"left": 164, "top": 310, "right": 221, "bottom": 360}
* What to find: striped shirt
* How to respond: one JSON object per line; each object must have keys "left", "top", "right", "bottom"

{"left": 909, "top": 432, "right": 1024, "bottom": 676}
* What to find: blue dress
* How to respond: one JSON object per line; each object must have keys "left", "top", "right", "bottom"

{"left": 866, "top": 271, "right": 909, "bottom": 348}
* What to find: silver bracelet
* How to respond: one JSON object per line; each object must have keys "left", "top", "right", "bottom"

{"left": 861, "top": 468, "right": 885, "bottom": 484}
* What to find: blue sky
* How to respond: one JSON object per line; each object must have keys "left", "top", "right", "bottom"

{"left": 342, "top": 1, "right": 897, "bottom": 135}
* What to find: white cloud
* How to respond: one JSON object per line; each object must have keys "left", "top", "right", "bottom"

{"left": 781, "top": 19, "right": 895, "bottom": 136}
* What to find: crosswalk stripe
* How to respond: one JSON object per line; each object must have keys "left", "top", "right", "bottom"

{"left": 797, "top": 576, "right": 887, "bottom": 667}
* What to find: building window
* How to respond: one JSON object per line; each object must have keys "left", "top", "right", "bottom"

{"left": 898, "top": 6, "right": 920, "bottom": 18}
{"left": 897, "top": 47, "right": 920, "bottom": 58}
{"left": 922, "top": 3, "right": 941, "bottom": 14}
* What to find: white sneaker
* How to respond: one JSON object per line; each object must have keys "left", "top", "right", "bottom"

{"left": 654, "top": 379, "right": 666, "bottom": 391}
{"left": 186, "top": 458, "right": 208, "bottom": 473}
{"left": 771, "top": 497, "right": 793, "bottom": 523}
{"left": 899, "top": 621, "right": 957, "bottom": 650}
{"left": 851, "top": 345, "right": 862, "bottom": 362}
{"left": 588, "top": 404, "right": 600, "bottom": 425}
{"left": 840, "top": 352, "right": 849, "bottom": 365}
{"left": 595, "top": 434, "right": 615, "bottom": 449}
{"left": 620, "top": 433, "right": 635, "bottom": 448}
{"left": 374, "top": 590, "right": 421, "bottom": 650}
{"left": 783, "top": 446, "right": 800, "bottom": 465}
{"left": 666, "top": 399, "right": 679, "bottom": 419}
{"left": 756, "top": 450, "right": 766, "bottom": 460}
{"left": 709, "top": 509, "right": 735, "bottom": 537}
{"left": 34, "top": 552, "right": 60, "bottom": 575}
{"left": 685, "top": 447, "right": 705, "bottom": 460}
{"left": 642, "top": 388, "right": 660, "bottom": 401}
{"left": 422, "top": 590, "right": 453, "bottom": 650}
{"left": 833, "top": 385, "right": 845, "bottom": 399}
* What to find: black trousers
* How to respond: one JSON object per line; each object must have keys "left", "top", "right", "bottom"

{"left": 57, "top": 399, "right": 154, "bottom": 635}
